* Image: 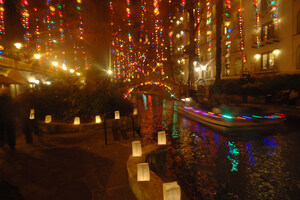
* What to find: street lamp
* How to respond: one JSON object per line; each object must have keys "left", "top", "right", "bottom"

{"left": 34, "top": 54, "right": 41, "bottom": 59}
{"left": 14, "top": 43, "right": 22, "bottom": 49}
{"left": 62, "top": 64, "right": 67, "bottom": 70}
{"left": 51, "top": 61, "right": 58, "bottom": 67}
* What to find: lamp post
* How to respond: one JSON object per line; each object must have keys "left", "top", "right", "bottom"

{"left": 103, "top": 110, "right": 120, "bottom": 145}
{"left": 14, "top": 43, "right": 22, "bottom": 49}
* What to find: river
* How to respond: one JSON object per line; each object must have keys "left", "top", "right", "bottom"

{"left": 134, "top": 94, "right": 300, "bottom": 200}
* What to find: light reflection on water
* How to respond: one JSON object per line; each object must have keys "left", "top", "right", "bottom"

{"left": 136, "top": 94, "right": 300, "bottom": 200}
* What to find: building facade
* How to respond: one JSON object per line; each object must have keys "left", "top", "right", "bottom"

{"left": 171, "top": 0, "right": 299, "bottom": 86}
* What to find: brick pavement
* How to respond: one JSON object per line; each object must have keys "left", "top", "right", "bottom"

{"left": 0, "top": 129, "right": 137, "bottom": 200}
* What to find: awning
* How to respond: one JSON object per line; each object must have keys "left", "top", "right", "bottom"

{"left": 0, "top": 74, "right": 22, "bottom": 84}
{"left": 7, "top": 69, "right": 28, "bottom": 84}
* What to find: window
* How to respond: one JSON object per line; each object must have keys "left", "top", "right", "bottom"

{"left": 261, "top": 22, "right": 275, "bottom": 42}
{"left": 297, "top": 11, "right": 300, "bottom": 34}
{"left": 297, "top": 46, "right": 300, "bottom": 69}
{"left": 261, "top": 52, "right": 275, "bottom": 70}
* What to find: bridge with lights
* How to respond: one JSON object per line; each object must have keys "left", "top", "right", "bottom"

{"left": 122, "top": 76, "right": 178, "bottom": 99}
{"left": 0, "top": 55, "right": 66, "bottom": 79}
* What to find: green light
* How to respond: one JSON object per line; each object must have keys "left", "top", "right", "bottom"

{"left": 252, "top": 115, "right": 262, "bottom": 119}
{"left": 77, "top": 6, "right": 81, "bottom": 10}
{"left": 223, "top": 115, "right": 232, "bottom": 119}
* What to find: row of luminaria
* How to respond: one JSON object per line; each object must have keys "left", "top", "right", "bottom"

{"left": 132, "top": 131, "right": 181, "bottom": 200}
{"left": 29, "top": 109, "right": 139, "bottom": 124}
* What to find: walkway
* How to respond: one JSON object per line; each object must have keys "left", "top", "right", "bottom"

{"left": 0, "top": 129, "right": 137, "bottom": 200}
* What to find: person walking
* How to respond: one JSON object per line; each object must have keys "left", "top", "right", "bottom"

{"left": 0, "top": 88, "right": 16, "bottom": 150}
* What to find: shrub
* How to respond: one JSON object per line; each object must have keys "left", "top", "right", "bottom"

{"left": 16, "top": 77, "right": 133, "bottom": 122}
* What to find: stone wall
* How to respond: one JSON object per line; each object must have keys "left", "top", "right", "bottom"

{"left": 127, "top": 144, "right": 164, "bottom": 200}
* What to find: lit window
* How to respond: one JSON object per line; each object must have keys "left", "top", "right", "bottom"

{"left": 297, "top": 46, "right": 300, "bottom": 69}
{"left": 261, "top": 22, "right": 275, "bottom": 42}
{"left": 261, "top": 52, "right": 276, "bottom": 71}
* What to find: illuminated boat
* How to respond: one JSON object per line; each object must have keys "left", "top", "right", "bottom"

{"left": 177, "top": 104, "right": 286, "bottom": 132}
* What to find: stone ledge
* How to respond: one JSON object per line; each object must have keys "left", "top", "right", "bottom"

{"left": 127, "top": 144, "right": 164, "bottom": 200}
{"left": 38, "top": 121, "right": 102, "bottom": 134}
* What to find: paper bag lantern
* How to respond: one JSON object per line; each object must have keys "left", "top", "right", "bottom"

{"left": 45, "top": 115, "right": 52, "bottom": 123}
{"left": 137, "top": 163, "right": 150, "bottom": 181}
{"left": 133, "top": 108, "right": 138, "bottom": 115}
{"left": 115, "top": 111, "right": 120, "bottom": 119}
{"left": 74, "top": 117, "right": 80, "bottom": 125}
{"left": 29, "top": 109, "right": 35, "bottom": 120}
{"left": 29, "top": 113, "right": 35, "bottom": 120}
{"left": 95, "top": 115, "right": 102, "bottom": 124}
{"left": 163, "top": 181, "right": 181, "bottom": 200}
{"left": 132, "top": 141, "right": 142, "bottom": 157}
{"left": 158, "top": 131, "right": 167, "bottom": 145}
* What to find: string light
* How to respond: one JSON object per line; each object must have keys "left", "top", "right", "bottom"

{"left": 32, "top": 7, "right": 41, "bottom": 64}
{"left": 225, "top": 0, "right": 232, "bottom": 74}
{"left": 253, "top": 0, "right": 260, "bottom": 47}
{"left": 0, "top": 0, "right": 5, "bottom": 38}
{"left": 206, "top": 0, "right": 212, "bottom": 60}
{"left": 270, "top": 0, "right": 279, "bottom": 27}
{"left": 125, "top": 82, "right": 174, "bottom": 99}
{"left": 20, "top": 0, "right": 30, "bottom": 59}
{"left": 196, "top": 1, "right": 201, "bottom": 59}
{"left": 237, "top": 8, "right": 246, "bottom": 64}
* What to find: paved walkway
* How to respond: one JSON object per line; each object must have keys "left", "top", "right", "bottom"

{"left": 0, "top": 129, "right": 137, "bottom": 200}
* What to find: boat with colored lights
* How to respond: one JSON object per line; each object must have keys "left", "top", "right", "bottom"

{"left": 177, "top": 103, "right": 286, "bottom": 132}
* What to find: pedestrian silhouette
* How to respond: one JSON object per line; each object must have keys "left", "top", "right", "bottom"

{"left": 16, "top": 92, "right": 41, "bottom": 144}
{"left": 0, "top": 88, "right": 16, "bottom": 150}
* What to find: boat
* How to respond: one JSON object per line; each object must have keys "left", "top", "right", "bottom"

{"left": 177, "top": 101, "right": 286, "bottom": 133}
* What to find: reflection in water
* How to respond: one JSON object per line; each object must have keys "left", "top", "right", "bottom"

{"left": 227, "top": 141, "right": 240, "bottom": 172}
{"left": 135, "top": 95, "right": 299, "bottom": 199}
{"left": 142, "top": 94, "right": 147, "bottom": 110}
{"left": 245, "top": 142, "right": 255, "bottom": 166}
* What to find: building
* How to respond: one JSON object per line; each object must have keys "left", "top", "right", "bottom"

{"left": 171, "top": 0, "right": 300, "bottom": 87}
{"left": 0, "top": 0, "right": 88, "bottom": 96}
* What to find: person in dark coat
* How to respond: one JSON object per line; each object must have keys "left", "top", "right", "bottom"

{"left": 0, "top": 88, "right": 16, "bottom": 150}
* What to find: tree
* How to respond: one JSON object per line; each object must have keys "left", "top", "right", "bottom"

{"left": 215, "top": 0, "right": 223, "bottom": 84}
{"left": 182, "top": 0, "right": 205, "bottom": 92}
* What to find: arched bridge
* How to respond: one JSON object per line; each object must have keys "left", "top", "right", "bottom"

{"left": 123, "top": 77, "right": 177, "bottom": 99}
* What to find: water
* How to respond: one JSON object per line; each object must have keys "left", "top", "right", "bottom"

{"left": 135, "top": 94, "right": 300, "bottom": 200}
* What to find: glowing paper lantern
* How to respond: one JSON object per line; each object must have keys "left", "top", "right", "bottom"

{"left": 95, "top": 115, "right": 102, "bottom": 124}
{"left": 132, "top": 141, "right": 142, "bottom": 157}
{"left": 137, "top": 163, "right": 150, "bottom": 181}
{"left": 158, "top": 131, "right": 166, "bottom": 145}
{"left": 115, "top": 111, "right": 120, "bottom": 119}
{"left": 45, "top": 115, "right": 52, "bottom": 123}
{"left": 29, "top": 109, "right": 35, "bottom": 120}
{"left": 133, "top": 108, "right": 138, "bottom": 115}
{"left": 74, "top": 117, "right": 80, "bottom": 125}
{"left": 163, "top": 181, "right": 181, "bottom": 200}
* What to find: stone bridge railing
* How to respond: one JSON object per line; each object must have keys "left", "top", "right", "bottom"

{"left": 0, "top": 56, "right": 62, "bottom": 78}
